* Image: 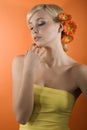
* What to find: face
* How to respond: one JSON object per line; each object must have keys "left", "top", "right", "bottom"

{"left": 28, "top": 10, "right": 60, "bottom": 47}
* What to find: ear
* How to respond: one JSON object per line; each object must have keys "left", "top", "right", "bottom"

{"left": 58, "top": 23, "right": 63, "bottom": 33}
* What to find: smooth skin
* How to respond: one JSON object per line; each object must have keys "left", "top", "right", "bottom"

{"left": 12, "top": 9, "right": 87, "bottom": 124}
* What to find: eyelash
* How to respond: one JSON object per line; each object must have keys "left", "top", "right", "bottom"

{"left": 30, "top": 22, "right": 46, "bottom": 30}
{"left": 38, "top": 22, "right": 46, "bottom": 26}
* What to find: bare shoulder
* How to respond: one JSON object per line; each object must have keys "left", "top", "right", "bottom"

{"left": 72, "top": 63, "right": 87, "bottom": 98}
{"left": 12, "top": 55, "right": 25, "bottom": 64}
{"left": 12, "top": 55, "right": 25, "bottom": 68}
{"left": 78, "top": 64, "right": 87, "bottom": 73}
{"left": 12, "top": 55, "right": 25, "bottom": 75}
{"left": 72, "top": 63, "right": 87, "bottom": 75}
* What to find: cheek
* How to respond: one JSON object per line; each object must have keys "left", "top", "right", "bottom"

{"left": 42, "top": 25, "right": 58, "bottom": 35}
{"left": 44, "top": 27, "right": 58, "bottom": 40}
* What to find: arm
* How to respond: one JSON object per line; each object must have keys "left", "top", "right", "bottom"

{"left": 12, "top": 55, "right": 34, "bottom": 124}
{"left": 76, "top": 64, "right": 87, "bottom": 98}
{"left": 12, "top": 44, "right": 47, "bottom": 124}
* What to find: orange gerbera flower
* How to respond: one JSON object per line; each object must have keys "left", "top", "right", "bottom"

{"left": 63, "top": 21, "right": 77, "bottom": 35}
{"left": 58, "top": 13, "right": 77, "bottom": 44}
{"left": 62, "top": 35, "right": 73, "bottom": 44}
{"left": 58, "top": 13, "right": 72, "bottom": 21}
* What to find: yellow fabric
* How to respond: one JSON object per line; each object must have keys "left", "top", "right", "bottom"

{"left": 19, "top": 84, "right": 75, "bottom": 130}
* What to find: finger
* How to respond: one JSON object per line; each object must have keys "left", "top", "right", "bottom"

{"left": 39, "top": 47, "right": 46, "bottom": 55}
{"left": 35, "top": 47, "right": 40, "bottom": 53}
{"left": 31, "top": 44, "right": 38, "bottom": 51}
{"left": 29, "top": 43, "right": 36, "bottom": 49}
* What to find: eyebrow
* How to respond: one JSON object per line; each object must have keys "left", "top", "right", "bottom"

{"left": 29, "top": 17, "right": 45, "bottom": 24}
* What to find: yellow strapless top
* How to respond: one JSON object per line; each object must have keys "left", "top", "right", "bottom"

{"left": 19, "top": 84, "right": 75, "bottom": 130}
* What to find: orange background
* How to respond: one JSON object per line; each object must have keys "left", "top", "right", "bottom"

{"left": 0, "top": 0, "right": 87, "bottom": 130}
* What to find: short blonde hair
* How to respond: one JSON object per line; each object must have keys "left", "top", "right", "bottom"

{"left": 26, "top": 4, "right": 68, "bottom": 51}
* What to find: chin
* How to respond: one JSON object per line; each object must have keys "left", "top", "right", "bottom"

{"left": 35, "top": 42, "right": 45, "bottom": 47}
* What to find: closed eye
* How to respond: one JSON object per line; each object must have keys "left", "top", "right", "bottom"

{"left": 38, "top": 21, "right": 46, "bottom": 26}
{"left": 29, "top": 21, "right": 46, "bottom": 30}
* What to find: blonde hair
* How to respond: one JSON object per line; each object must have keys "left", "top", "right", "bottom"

{"left": 26, "top": 4, "right": 68, "bottom": 51}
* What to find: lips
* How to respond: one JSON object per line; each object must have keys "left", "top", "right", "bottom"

{"left": 34, "top": 36, "right": 41, "bottom": 42}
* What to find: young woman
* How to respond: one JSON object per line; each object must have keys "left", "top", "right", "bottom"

{"left": 12, "top": 4, "right": 87, "bottom": 130}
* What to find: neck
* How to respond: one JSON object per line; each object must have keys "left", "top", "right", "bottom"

{"left": 42, "top": 40, "right": 74, "bottom": 68}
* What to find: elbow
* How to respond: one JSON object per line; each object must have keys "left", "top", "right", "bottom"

{"left": 17, "top": 117, "right": 26, "bottom": 125}
{"left": 13, "top": 107, "right": 33, "bottom": 125}
{"left": 16, "top": 110, "right": 33, "bottom": 125}
{"left": 16, "top": 115, "right": 27, "bottom": 125}
{"left": 12, "top": 101, "right": 34, "bottom": 124}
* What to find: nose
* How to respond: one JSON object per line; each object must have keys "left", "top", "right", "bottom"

{"left": 32, "top": 26, "right": 39, "bottom": 34}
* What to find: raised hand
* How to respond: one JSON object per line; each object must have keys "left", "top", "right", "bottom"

{"left": 24, "top": 43, "right": 47, "bottom": 69}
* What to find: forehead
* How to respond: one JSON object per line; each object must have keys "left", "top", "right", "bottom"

{"left": 29, "top": 10, "right": 52, "bottom": 23}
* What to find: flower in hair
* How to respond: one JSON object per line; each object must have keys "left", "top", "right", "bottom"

{"left": 58, "top": 13, "right": 77, "bottom": 44}
{"left": 58, "top": 13, "right": 72, "bottom": 21}
{"left": 63, "top": 21, "right": 77, "bottom": 35}
{"left": 62, "top": 35, "right": 73, "bottom": 44}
